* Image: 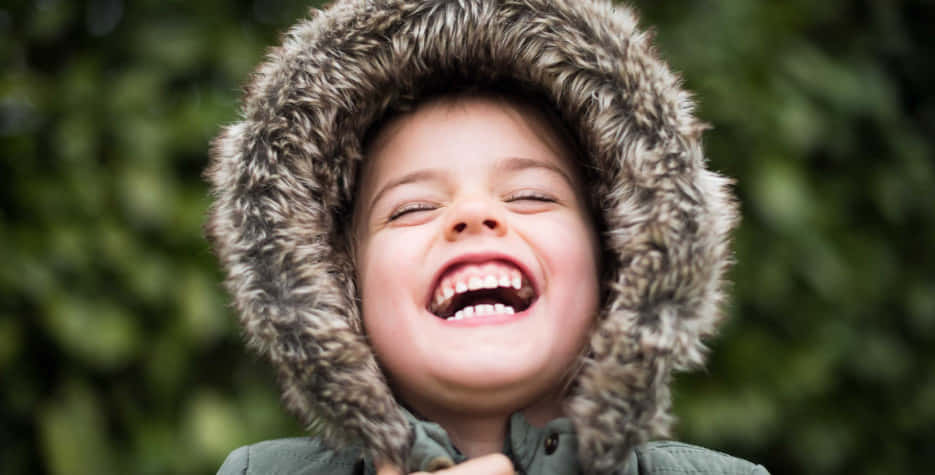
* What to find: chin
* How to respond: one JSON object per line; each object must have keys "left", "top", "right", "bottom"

{"left": 418, "top": 374, "right": 555, "bottom": 415}
{"left": 426, "top": 358, "right": 561, "bottom": 403}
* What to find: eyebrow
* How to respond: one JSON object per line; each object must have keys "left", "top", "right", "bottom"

{"left": 368, "top": 168, "right": 447, "bottom": 212}
{"left": 495, "top": 156, "right": 577, "bottom": 189}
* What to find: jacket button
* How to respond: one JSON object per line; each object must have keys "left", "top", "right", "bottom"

{"left": 544, "top": 433, "right": 559, "bottom": 455}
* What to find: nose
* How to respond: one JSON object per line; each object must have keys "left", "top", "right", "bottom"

{"left": 444, "top": 196, "right": 508, "bottom": 241}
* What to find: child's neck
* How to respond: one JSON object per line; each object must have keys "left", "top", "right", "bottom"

{"left": 445, "top": 415, "right": 508, "bottom": 459}
{"left": 419, "top": 392, "right": 565, "bottom": 459}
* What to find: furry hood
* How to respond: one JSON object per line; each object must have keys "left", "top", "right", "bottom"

{"left": 205, "top": 1, "right": 738, "bottom": 473}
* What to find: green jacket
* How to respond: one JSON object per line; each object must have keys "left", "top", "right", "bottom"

{"left": 218, "top": 413, "right": 767, "bottom": 475}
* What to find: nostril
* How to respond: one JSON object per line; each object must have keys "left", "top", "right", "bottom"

{"left": 483, "top": 219, "right": 497, "bottom": 229}
{"left": 453, "top": 222, "right": 467, "bottom": 233}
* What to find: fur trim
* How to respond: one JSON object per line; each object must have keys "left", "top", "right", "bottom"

{"left": 205, "top": 0, "right": 738, "bottom": 473}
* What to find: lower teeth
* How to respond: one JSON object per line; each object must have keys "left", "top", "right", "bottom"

{"left": 447, "top": 304, "right": 516, "bottom": 320}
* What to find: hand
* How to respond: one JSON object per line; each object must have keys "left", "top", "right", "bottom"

{"left": 377, "top": 453, "right": 515, "bottom": 475}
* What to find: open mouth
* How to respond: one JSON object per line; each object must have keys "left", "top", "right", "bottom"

{"left": 427, "top": 260, "right": 537, "bottom": 321}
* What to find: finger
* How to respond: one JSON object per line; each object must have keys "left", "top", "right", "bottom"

{"left": 376, "top": 462, "right": 405, "bottom": 475}
{"left": 436, "top": 453, "right": 514, "bottom": 475}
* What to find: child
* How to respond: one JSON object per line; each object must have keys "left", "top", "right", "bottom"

{"left": 205, "top": 1, "right": 768, "bottom": 474}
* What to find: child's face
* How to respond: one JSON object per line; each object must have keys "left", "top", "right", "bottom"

{"left": 354, "top": 97, "right": 600, "bottom": 416}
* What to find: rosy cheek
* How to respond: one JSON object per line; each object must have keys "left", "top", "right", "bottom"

{"left": 546, "top": 218, "right": 599, "bottom": 290}
{"left": 359, "top": 231, "right": 427, "bottom": 313}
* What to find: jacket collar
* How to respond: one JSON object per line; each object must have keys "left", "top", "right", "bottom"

{"left": 365, "top": 410, "right": 589, "bottom": 474}
{"left": 507, "top": 413, "right": 578, "bottom": 474}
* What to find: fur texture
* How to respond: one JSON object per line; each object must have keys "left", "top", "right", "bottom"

{"left": 205, "top": 1, "right": 738, "bottom": 473}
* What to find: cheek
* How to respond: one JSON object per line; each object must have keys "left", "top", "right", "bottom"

{"left": 356, "top": 229, "right": 432, "bottom": 340}
{"left": 554, "top": 234, "right": 600, "bottom": 328}
{"left": 531, "top": 213, "right": 600, "bottom": 286}
{"left": 532, "top": 212, "right": 601, "bottom": 330}
{"left": 358, "top": 244, "right": 410, "bottom": 370}
{"left": 361, "top": 242, "right": 407, "bottom": 312}
{"left": 358, "top": 228, "right": 427, "bottom": 288}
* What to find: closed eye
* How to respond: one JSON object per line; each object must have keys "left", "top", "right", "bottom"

{"left": 503, "top": 190, "right": 561, "bottom": 214}
{"left": 388, "top": 202, "right": 438, "bottom": 221}
{"left": 504, "top": 191, "right": 557, "bottom": 203}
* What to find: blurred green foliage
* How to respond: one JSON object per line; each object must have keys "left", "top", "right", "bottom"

{"left": 1, "top": 0, "right": 932, "bottom": 474}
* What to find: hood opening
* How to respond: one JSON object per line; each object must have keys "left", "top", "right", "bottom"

{"left": 205, "top": 1, "right": 739, "bottom": 472}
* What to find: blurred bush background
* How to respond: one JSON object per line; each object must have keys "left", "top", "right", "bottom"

{"left": 1, "top": 0, "right": 932, "bottom": 473}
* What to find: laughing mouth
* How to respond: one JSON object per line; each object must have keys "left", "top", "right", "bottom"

{"left": 427, "top": 260, "right": 537, "bottom": 321}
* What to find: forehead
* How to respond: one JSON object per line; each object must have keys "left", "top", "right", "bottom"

{"left": 357, "top": 95, "right": 581, "bottom": 198}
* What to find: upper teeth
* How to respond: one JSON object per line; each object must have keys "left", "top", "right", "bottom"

{"left": 433, "top": 271, "right": 526, "bottom": 308}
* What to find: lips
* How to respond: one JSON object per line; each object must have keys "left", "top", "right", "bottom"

{"left": 427, "top": 256, "right": 538, "bottom": 320}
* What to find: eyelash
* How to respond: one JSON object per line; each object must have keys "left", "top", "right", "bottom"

{"left": 387, "top": 192, "right": 557, "bottom": 222}
{"left": 505, "top": 190, "right": 557, "bottom": 203}
{"left": 388, "top": 202, "right": 438, "bottom": 221}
